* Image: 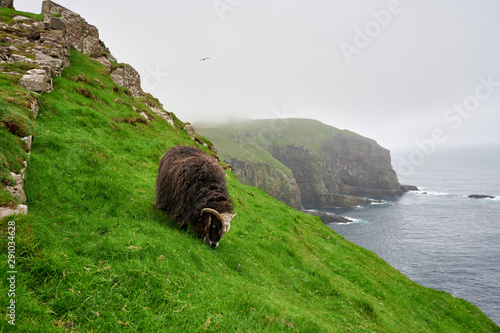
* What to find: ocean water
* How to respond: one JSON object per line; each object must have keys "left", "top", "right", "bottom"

{"left": 326, "top": 146, "right": 500, "bottom": 325}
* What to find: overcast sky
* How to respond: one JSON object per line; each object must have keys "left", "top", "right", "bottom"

{"left": 18, "top": 0, "right": 500, "bottom": 151}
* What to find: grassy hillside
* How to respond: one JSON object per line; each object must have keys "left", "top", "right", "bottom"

{"left": 197, "top": 122, "right": 294, "bottom": 178}
{"left": 196, "top": 119, "right": 356, "bottom": 177}
{"left": 197, "top": 119, "right": 370, "bottom": 153}
{"left": 0, "top": 49, "right": 499, "bottom": 332}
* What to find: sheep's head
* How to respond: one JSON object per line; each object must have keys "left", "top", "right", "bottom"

{"left": 201, "top": 208, "right": 235, "bottom": 248}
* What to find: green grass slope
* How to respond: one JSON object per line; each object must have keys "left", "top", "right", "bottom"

{"left": 197, "top": 123, "right": 294, "bottom": 178}
{"left": 0, "top": 49, "right": 498, "bottom": 332}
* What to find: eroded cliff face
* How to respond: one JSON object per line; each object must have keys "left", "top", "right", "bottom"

{"left": 197, "top": 119, "right": 402, "bottom": 209}
{"left": 269, "top": 132, "right": 402, "bottom": 208}
{"left": 227, "top": 159, "right": 302, "bottom": 209}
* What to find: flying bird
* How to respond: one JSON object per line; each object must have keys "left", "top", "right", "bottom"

{"left": 199, "top": 57, "right": 210, "bottom": 62}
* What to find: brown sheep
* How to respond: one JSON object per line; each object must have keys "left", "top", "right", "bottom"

{"left": 155, "top": 146, "right": 235, "bottom": 247}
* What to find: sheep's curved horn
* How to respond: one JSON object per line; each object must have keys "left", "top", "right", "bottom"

{"left": 200, "top": 208, "right": 222, "bottom": 221}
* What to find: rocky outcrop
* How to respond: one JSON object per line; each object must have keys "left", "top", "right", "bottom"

{"left": 183, "top": 124, "right": 196, "bottom": 140}
{"left": 269, "top": 132, "right": 402, "bottom": 208}
{"left": 39, "top": 1, "right": 142, "bottom": 97}
{"left": 0, "top": 16, "right": 69, "bottom": 79}
{"left": 40, "top": 1, "right": 144, "bottom": 96}
{"left": 1, "top": 1, "right": 144, "bottom": 95}
{"left": 149, "top": 104, "right": 175, "bottom": 127}
{"left": 110, "top": 64, "right": 143, "bottom": 97}
{"left": 41, "top": 1, "right": 101, "bottom": 58}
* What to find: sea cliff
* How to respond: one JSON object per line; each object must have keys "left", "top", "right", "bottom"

{"left": 197, "top": 118, "right": 402, "bottom": 209}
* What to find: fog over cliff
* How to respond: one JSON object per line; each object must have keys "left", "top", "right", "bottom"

{"left": 18, "top": 1, "right": 500, "bottom": 151}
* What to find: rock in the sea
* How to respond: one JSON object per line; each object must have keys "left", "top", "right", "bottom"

{"left": 468, "top": 194, "right": 495, "bottom": 199}
{"left": 401, "top": 185, "right": 419, "bottom": 192}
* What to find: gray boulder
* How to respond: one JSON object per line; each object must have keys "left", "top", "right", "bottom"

{"left": 0, "top": 205, "right": 28, "bottom": 219}
{"left": 401, "top": 185, "right": 419, "bottom": 192}
{"left": 35, "top": 51, "right": 64, "bottom": 76}
{"left": 19, "top": 69, "right": 51, "bottom": 92}
{"left": 47, "top": 16, "right": 65, "bottom": 30}
{"left": 150, "top": 105, "right": 175, "bottom": 127}
{"left": 6, "top": 172, "right": 26, "bottom": 204}
{"left": 110, "top": 64, "right": 143, "bottom": 97}
{"left": 468, "top": 194, "right": 495, "bottom": 199}
{"left": 0, "top": 46, "right": 11, "bottom": 61}
{"left": 183, "top": 124, "right": 196, "bottom": 140}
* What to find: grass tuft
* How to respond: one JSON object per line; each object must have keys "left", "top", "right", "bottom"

{"left": 1, "top": 109, "right": 34, "bottom": 137}
{"left": 115, "top": 116, "right": 149, "bottom": 126}
{"left": 75, "top": 86, "right": 96, "bottom": 100}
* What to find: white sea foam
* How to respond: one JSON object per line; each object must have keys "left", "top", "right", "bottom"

{"left": 333, "top": 216, "right": 370, "bottom": 225}
{"left": 426, "top": 191, "right": 451, "bottom": 196}
{"left": 412, "top": 189, "right": 450, "bottom": 196}
{"left": 370, "top": 200, "right": 393, "bottom": 206}
{"left": 305, "top": 209, "right": 344, "bottom": 216}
